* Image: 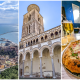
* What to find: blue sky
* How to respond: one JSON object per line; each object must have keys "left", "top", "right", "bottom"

{"left": 19, "top": 1, "right": 61, "bottom": 41}
{"left": 0, "top": 1, "right": 18, "bottom": 24}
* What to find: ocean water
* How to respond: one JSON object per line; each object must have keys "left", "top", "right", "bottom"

{"left": 0, "top": 24, "right": 18, "bottom": 44}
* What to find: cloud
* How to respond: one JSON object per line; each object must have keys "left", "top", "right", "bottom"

{"left": 0, "top": 1, "right": 18, "bottom": 10}
{"left": 0, "top": 1, "right": 18, "bottom": 24}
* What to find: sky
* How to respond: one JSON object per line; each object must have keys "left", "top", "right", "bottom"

{"left": 0, "top": 1, "right": 18, "bottom": 24}
{"left": 0, "top": 1, "right": 18, "bottom": 44}
{"left": 19, "top": 1, "right": 61, "bottom": 41}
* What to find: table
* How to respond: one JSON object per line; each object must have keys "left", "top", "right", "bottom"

{"left": 61, "top": 34, "right": 80, "bottom": 79}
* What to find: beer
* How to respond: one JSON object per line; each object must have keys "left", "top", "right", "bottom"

{"left": 63, "top": 23, "right": 74, "bottom": 34}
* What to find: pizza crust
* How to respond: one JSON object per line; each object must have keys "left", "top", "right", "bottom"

{"left": 62, "top": 40, "right": 80, "bottom": 73}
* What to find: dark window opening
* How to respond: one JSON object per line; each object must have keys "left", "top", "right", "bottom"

{"left": 45, "top": 35, "right": 47, "bottom": 40}
{"left": 41, "top": 37, "right": 44, "bottom": 42}
{"left": 51, "top": 33, "right": 54, "bottom": 38}
{"left": 36, "top": 38, "right": 38, "bottom": 43}
{"left": 28, "top": 42, "right": 30, "bottom": 46}
{"left": 31, "top": 41, "right": 32, "bottom": 45}
{"left": 33, "top": 40, "right": 35, "bottom": 44}
{"left": 55, "top": 32, "right": 58, "bottom": 35}
{"left": 59, "top": 30, "right": 61, "bottom": 33}
{"left": 29, "top": 25, "right": 30, "bottom": 33}
{"left": 28, "top": 15, "right": 31, "bottom": 21}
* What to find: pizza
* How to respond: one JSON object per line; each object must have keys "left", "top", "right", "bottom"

{"left": 62, "top": 40, "right": 80, "bottom": 73}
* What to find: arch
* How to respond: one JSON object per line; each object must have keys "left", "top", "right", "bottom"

{"left": 36, "top": 38, "right": 38, "bottom": 43}
{"left": 32, "top": 48, "right": 40, "bottom": 74}
{"left": 45, "top": 35, "right": 47, "bottom": 40}
{"left": 28, "top": 42, "right": 30, "bottom": 46}
{"left": 41, "top": 36, "right": 44, "bottom": 42}
{"left": 25, "top": 50, "right": 31, "bottom": 59}
{"left": 33, "top": 39, "right": 35, "bottom": 45}
{"left": 52, "top": 42, "right": 61, "bottom": 73}
{"left": 41, "top": 46, "right": 52, "bottom": 73}
{"left": 51, "top": 42, "right": 61, "bottom": 56}
{"left": 59, "top": 30, "right": 61, "bottom": 33}
{"left": 19, "top": 53, "right": 23, "bottom": 63}
{"left": 25, "top": 66, "right": 29, "bottom": 73}
{"left": 29, "top": 25, "right": 30, "bottom": 33}
{"left": 32, "top": 48, "right": 40, "bottom": 58}
{"left": 55, "top": 31, "right": 58, "bottom": 35}
{"left": 31, "top": 40, "right": 32, "bottom": 45}
{"left": 28, "top": 14, "right": 31, "bottom": 21}
{"left": 51, "top": 33, "right": 54, "bottom": 38}
{"left": 40, "top": 45, "right": 51, "bottom": 57}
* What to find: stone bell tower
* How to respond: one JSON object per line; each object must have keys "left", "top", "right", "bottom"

{"left": 21, "top": 4, "right": 44, "bottom": 40}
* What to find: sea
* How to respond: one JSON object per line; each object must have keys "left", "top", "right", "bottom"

{"left": 0, "top": 24, "right": 18, "bottom": 44}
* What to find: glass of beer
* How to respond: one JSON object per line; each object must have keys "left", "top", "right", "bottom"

{"left": 62, "top": 23, "right": 74, "bottom": 42}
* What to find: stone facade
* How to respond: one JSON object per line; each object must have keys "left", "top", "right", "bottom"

{"left": 19, "top": 4, "right": 61, "bottom": 78}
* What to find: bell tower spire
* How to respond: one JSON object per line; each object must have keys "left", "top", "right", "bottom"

{"left": 22, "top": 4, "right": 44, "bottom": 40}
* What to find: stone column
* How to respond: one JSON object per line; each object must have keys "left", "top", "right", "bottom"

{"left": 30, "top": 58, "right": 33, "bottom": 77}
{"left": 40, "top": 57, "right": 43, "bottom": 78}
{"left": 22, "top": 60, "right": 24, "bottom": 77}
{"left": 51, "top": 56, "right": 56, "bottom": 78}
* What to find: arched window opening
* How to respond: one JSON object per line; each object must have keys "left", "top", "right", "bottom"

{"left": 31, "top": 41, "right": 32, "bottom": 45}
{"left": 38, "top": 18, "right": 40, "bottom": 21}
{"left": 36, "top": 38, "right": 38, "bottom": 43}
{"left": 28, "top": 42, "right": 30, "bottom": 46}
{"left": 51, "top": 33, "right": 54, "bottom": 38}
{"left": 33, "top": 40, "right": 35, "bottom": 45}
{"left": 41, "top": 37, "right": 44, "bottom": 42}
{"left": 27, "top": 27, "right": 28, "bottom": 34}
{"left": 59, "top": 30, "right": 61, "bottom": 33}
{"left": 29, "top": 25, "right": 30, "bottom": 33}
{"left": 45, "top": 35, "right": 47, "bottom": 40}
{"left": 55, "top": 31, "right": 58, "bottom": 35}
{"left": 28, "top": 15, "right": 31, "bottom": 21}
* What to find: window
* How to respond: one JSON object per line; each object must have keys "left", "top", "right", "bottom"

{"left": 28, "top": 15, "right": 31, "bottom": 21}
{"left": 33, "top": 40, "right": 35, "bottom": 44}
{"left": 45, "top": 35, "right": 47, "bottom": 40}
{"left": 38, "top": 18, "right": 40, "bottom": 21}
{"left": 59, "top": 30, "right": 61, "bottom": 33}
{"left": 27, "top": 27, "right": 28, "bottom": 34}
{"left": 51, "top": 33, "right": 54, "bottom": 38}
{"left": 31, "top": 41, "right": 32, "bottom": 45}
{"left": 41, "top": 37, "right": 44, "bottom": 42}
{"left": 36, "top": 38, "right": 38, "bottom": 43}
{"left": 29, "top": 25, "right": 30, "bottom": 33}
{"left": 55, "top": 32, "right": 58, "bottom": 35}
{"left": 28, "top": 42, "right": 30, "bottom": 46}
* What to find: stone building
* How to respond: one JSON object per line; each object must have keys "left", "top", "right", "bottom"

{"left": 19, "top": 4, "right": 61, "bottom": 78}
